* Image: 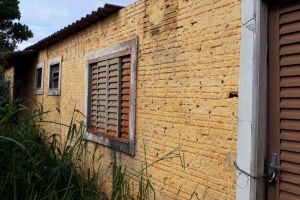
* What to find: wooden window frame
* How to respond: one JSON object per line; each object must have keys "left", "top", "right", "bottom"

{"left": 48, "top": 56, "right": 62, "bottom": 96}
{"left": 84, "top": 38, "right": 137, "bottom": 156}
{"left": 35, "top": 63, "right": 44, "bottom": 95}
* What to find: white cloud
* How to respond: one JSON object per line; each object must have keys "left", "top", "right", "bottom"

{"left": 17, "top": 0, "right": 136, "bottom": 50}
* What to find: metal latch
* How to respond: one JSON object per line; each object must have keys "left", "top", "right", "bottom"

{"left": 267, "top": 153, "right": 279, "bottom": 183}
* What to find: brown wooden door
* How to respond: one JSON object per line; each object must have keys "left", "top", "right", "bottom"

{"left": 268, "top": 1, "right": 300, "bottom": 200}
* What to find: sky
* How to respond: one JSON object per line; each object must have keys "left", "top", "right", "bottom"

{"left": 18, "top": 0, "right": 135, "bottom": 50}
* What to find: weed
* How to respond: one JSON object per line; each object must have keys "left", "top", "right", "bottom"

{"left": 0, "top": 96, "right": 106, "bottom": 200}
{"left": 0, "top": 76, "right": 192, "bottom": 200}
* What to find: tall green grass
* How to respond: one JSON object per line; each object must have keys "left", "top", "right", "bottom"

{"left": 0, "top": 93, "right": 106, "bottom": 199}
{"left": 111, "top": 143, "right": 185, "bottom": 200}
{"left": 0, "top": 76, "right": 190, "bottom": 200}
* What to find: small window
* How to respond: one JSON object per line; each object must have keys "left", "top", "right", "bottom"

{"left": 85, "top": 39, "right": 137, "bottom": 155}
{"left": 35, "top": 63, "right": 44, "bottom": 95}
{"left": 49, "top": 64, "right": 59, "bottom": 89}
{"left": 48, "top": 56, "right": 61, "bottom": 96}
{"left": 36, "top": 69, "right": 42, "bottom": 88}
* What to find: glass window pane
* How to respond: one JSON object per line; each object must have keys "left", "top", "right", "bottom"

{"left": 53, "top": 79, "right": 59, "bottom": 88}
{"left": 36, "top": 68, "right": 42, "bottom": 89}
{"left": 50, "top": 64, "right": 60, "bottom": 89}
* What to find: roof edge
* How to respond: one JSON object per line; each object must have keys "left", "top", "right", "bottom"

{"left": 1, "top": 50, "right": 36, "bottom": 66}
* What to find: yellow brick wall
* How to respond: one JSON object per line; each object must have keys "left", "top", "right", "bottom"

{"left": 21, "top": 0, "right": 241, "bottom": 199}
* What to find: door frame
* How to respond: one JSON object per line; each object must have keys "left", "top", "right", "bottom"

{"left": 236, "top": 0, "right": 269, "bottom": 200}
{"left": 267, "top": 3, "right": 281, "bottom": 199}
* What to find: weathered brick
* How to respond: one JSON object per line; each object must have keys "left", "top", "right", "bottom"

{"left": 15, "top": 0, "right": 241, "bottom": 199}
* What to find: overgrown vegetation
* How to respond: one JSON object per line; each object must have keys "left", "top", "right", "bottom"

{"left": 0, "top": 77, "right": 188, "bottom": 200}
{"left": 111, "top": 145, "right": 185, "bottom": 200}
{"left": 0, "top": 78, "right": 105, "bottom": 199}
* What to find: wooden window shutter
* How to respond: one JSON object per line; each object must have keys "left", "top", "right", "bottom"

{"left": 90, "top": 61, "right": 107, "bottom": 134}
{"left": 86, "top": 38, "right": 137, "bottom": 155}
{"left": 107, "top": 58, "right": 120, "bottom": 137}
{"left": 89, "top": 55, "right": 131, "bottom": 141}
{"left": 120, "top": 55, "right": 131, "bottom": 140}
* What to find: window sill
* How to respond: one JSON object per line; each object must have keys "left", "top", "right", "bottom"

{"left": 35, "top": 90, "right": 43, "bottom": 95}
{"left": 84, "top": 131, "right": 135, "bottom": 156}
{"left": 48, "top": 89, "right": 60, "bottom": 96}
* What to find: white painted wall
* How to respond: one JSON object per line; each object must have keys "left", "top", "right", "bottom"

{"left": 237, "top": 0, "right": 267, "bottom": 200}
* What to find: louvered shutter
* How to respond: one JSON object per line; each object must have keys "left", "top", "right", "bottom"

{"left": 107, "top": 58, "right": 121, "bottom": 137}
{"left": 86, "top": 39, "right": 137, "bottom": 155}
{"left": 90, "top": 61, "right": 108, "bottom": 134}
{"left": 88, "top": 55, "right": 131, "bottom": 141}
{"left": 269, "top": 2, "right": 300, "bottom": 200}
{"left": 120, "top": 55, "right": 131, "bottom": 140}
